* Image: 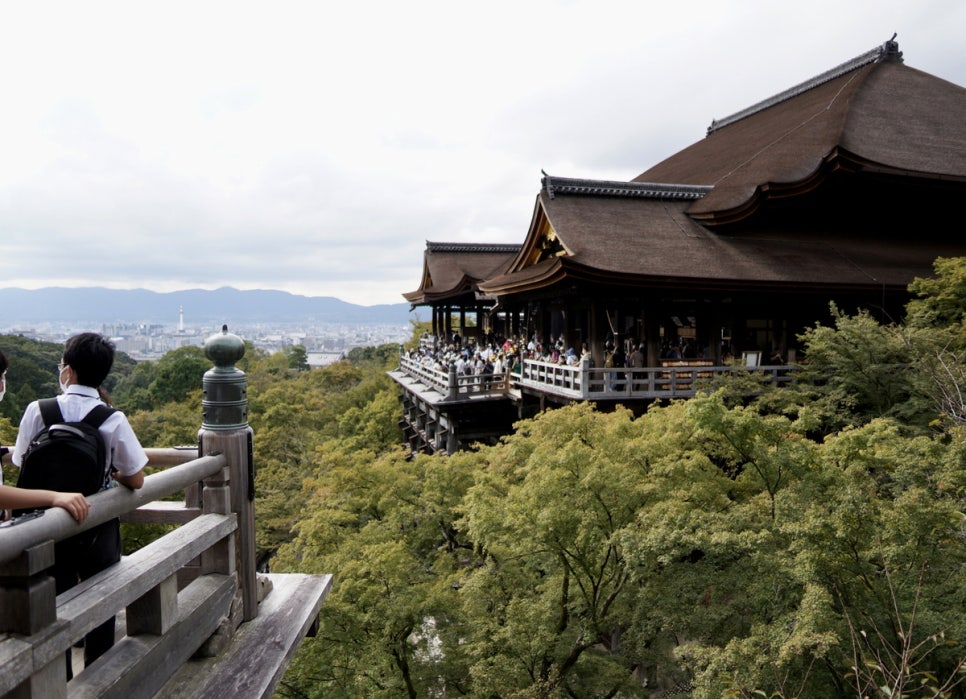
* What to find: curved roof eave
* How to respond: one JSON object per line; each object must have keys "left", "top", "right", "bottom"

{"left": 404, "top": 273, "right": 486, "bottom": 306}
{"left": 477, "top": 258, "right": 568, "bottom": 296}
{"left": 402, "top": 241, "right": 523, "bottom": 303}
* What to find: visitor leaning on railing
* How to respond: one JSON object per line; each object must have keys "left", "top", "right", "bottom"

{"left": 1, "top": 327, "right": 330, "bottom": 699}
{"left": 0, "top": 450, "right": 237, "bottom": 698}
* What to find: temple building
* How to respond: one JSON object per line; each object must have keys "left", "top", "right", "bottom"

{"left": 392, "top": 38, "right": 966, "bottom": 455}
{"left": 403, "top": 242, "right": 521, "bottom": 342}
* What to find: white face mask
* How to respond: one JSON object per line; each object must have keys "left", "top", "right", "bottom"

{"left": 59, "top": 365, "right": 70, "bottom": 394}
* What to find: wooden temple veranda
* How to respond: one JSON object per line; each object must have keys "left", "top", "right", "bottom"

{"left": 391, "top": 38, "right": 966, "bottom": 455}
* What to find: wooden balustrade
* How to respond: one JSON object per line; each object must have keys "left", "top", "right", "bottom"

{"left": 1, "top": 329, "right": 331, "bottom": 698}
{"left": 398, "top": 354, "right": 510, "bottom": 399}
{"left": 503, "top": 358, "right": 794, "bottom": 400}
{"left": 0, "top": 453, "right": 231, "bottom": 698}
{"left": 1, "top": 446, "right": 330, "bottom": 699}
{"left": 397, "top": 352, "right": 796, "bottom": 402}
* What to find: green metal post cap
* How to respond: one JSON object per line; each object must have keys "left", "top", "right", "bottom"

{"left": 205, "top": 324, "right": 246, "bottom": 370}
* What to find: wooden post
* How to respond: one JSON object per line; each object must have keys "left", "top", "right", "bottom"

{"left": 200, "top": 462, "right": 236, "bottom": 578}
{"left": 198, "top": 326, "right": 258, "bottom": 622}
{"left": 0, "top": 541, "right": 56, "bottom": 636}
{"left": 448, "top": 363, "right": 458, "bottom": 401}
{"left": 0, "top": 540, "right": 65, "bottom": 699}
{"left": 126, "top": 574, "right": 179, "bottom": 636}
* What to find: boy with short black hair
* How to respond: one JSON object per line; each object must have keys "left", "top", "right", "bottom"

{"left": 12, "top": 332, "right": 148, "bottom": 675}
{"left": 0, "top": 349, "right": 91, "bottom": 522}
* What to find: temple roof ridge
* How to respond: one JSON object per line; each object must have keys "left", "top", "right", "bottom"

{"left": 541, "top": 173, "right": 712, "bottom": 200}
{"left": 426, "top": 241, "right": 522, "bottom": 254}
{"left": 706, "top": 36, "right": 904, "bottom": 135}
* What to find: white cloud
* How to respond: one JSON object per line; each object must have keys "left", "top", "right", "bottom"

{"left": 0, "top": 0, "right": 963, "bottom": 305}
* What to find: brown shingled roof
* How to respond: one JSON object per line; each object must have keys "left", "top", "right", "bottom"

{"left": 478, "top": 41, "right": 966, "bottom": 299}
{"left": 635, "top": 45, "right": 966, "bottom": 223}
{"left": 403, "top": 242, "right": 521, "bottom": 305}
{"left": 478, "top": 190, "right": 959, "bottom": 296}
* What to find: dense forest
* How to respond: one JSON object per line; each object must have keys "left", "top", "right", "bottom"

{"left": 3, "top": 258, "right": 966, "bottom": 698}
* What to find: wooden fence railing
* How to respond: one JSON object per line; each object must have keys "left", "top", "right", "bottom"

{"left": 517, "top": 358, "right": 796, "bottom": 400}
{"left": 397, "top": 353, "right": 796, "bottom": 402}
{"left": 0, "top": 452, "right": 236, "bottom": 698}
{"left": 398, "top": 354, "right": 509, "bottom": 399}
{"left": 0, "top": 327, "right": 330, "bottom": 699}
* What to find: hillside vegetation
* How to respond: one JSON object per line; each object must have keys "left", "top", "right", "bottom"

{"left": 2, "top": 260, "right": 966, "bottom": 697}
{"left": 269, "top": 260, "right": 966, "bottom": 698}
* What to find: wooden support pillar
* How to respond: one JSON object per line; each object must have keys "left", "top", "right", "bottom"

{"left": 199, "top": 326, "right": 258, "bottom": 623}
{"left": 589, "top": 306, "right": 601, "bottom": 366}
{"left": 645, "top": 303, "right": 661, "bottom": 367}
{"left": 200, "top": 465, "right": 237, "bottom": 578}
{"left": 446, "top": 426, "right": 458, "bottom": 455}
{"left": 448, "top": 363, "right": 458, "bottom": 401}
{"left": 511, "top": 306, "right": 520, "bottom": 338}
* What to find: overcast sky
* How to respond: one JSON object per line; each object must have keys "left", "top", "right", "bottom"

{"left": 1, "top": 1, "right": 964, "bottom": 306}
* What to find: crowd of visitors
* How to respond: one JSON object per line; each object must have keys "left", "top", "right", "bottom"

{"left": 409, "top": 331, "right": 744, "bottom": 376}
{"left": 407, "top": 332, "right": 598, "bottom": 381}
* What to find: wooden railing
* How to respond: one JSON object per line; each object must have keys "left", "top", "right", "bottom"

{"left": 0, "top": 452, "right": 234, "bottom": 698}
{"left": 396, "top": 354, "right": 796, "bottom": 402}
{"left": 0, "top": 329, "right": 331, "bottom": 699}
{"left": 1, "top": 447, "right": 330, "bottom": 699}
{"left": 517, "top": 358, "right": 796, "bottom": 400}
{"left": 398, "top": 354, "right": 509, "bottom": 399}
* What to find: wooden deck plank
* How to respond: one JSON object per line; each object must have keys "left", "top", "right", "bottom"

{"left": 154, "top": 573, "right": 332, "bottom": 699}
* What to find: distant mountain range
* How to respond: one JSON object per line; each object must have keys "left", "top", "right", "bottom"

{"left": 0, "top": 287, "right": 415, "bottom": 326}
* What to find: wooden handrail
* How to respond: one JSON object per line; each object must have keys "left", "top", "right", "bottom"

{"left": 144, "top": 446, "right": 201, "bottom": 469}
{"left": 0, "top": 453, "right": 237, "bottom": 698}
{"left": 516, "top": 359, "right": 796, "bottom": 400}
{"left": 397, "top": 354, "right": 509, "bottom": 399}
{"left": 0, "top": 454, "right": 225, "bottom": 566}
{"left": 397, "top": 353, "right": 796, "bottom": 402}
{"left": 0, "top": 331, "right": 329, "bottom": 699}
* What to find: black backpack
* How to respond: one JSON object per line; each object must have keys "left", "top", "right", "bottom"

{"left": 16, "top": 398, "right": 116, "bottom": 509}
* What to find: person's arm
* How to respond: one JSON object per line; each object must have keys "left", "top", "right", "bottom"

{"left": 11, "top": 401, "right": 42, "bottom": 467}
{"left": 114, "top": 469, "right": 144, "bottom": 490}
{"left": 105, "top": 411, "right": 148, "bottom": 490}
{"left": 0, "top": 485, "right": 90, "bottom": 522}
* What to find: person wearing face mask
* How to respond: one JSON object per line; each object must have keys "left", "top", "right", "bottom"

{"left": 11, "top": 334, "right": 147, "bottom": 677}
{"left": 0, "top": 349, "right": 92, "bottom": 522}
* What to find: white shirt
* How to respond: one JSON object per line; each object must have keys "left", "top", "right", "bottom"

{"left": 12, "top": 386, "right": 148, "bottom": 478}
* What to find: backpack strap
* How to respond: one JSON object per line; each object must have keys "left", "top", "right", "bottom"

{"left": 38, "top": 397, "right": 64, "bottom": 428}
{"left": 38, "top": 398, "right": 116, "bottom": 429}
{"left": 82, "top": 404, "right": 117, "bottom": 429}
{"left": 83, "top": 404, "right": 118, "bottom": 486}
